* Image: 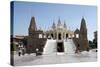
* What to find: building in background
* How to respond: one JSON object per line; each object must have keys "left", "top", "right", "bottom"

{"left": 93, "top": 31, "right": 97, "bottom": 48}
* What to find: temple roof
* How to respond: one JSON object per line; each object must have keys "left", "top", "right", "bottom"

{"left": 74, "top": 28, "right": 80, "bottom": 34}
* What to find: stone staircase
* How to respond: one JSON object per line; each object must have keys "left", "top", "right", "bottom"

{"left": 43, "top": 39, "right": 76, "bottom": 55}
{"left": 43, "top": 39, "right": 57, "bottom": 55}
{"left": 64, "top": 39, "right": 76, "bottom": 54}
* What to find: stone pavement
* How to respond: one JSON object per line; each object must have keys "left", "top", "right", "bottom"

{"left": 14, "top": 49, "right": 97, "bottom": 66}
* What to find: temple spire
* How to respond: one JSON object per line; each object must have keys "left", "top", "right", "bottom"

{"left": 79, "top": 16, "right": 89, "bottom": 51}
{"left": 64, "top": 20, "right": 67, "bottom": 28}
{"left": 80, "top": 17, "right": 87, "bottom": 33}
{"left": 29, "top": 16, "right": 37, "bottom": 32}
{"left": 52, "top": 20, "right": 56, "bottom": 29}
{"left": 57, "top": 17, "right": 61, "bottom": 26}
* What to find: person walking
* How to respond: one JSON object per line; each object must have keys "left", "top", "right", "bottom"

{"left": 18, "top": 48, "right": 22, "bottom": 56}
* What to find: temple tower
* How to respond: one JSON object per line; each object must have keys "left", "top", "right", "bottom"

{"left": 28, "top": 16, "right": 37, "bottom": 36}
{"left": 79, "top": 17, "right": 89, "bottom": 51}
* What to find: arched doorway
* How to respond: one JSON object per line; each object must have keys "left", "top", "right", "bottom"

{"left": 66, "top": 34, "right": 68, "bottom": 38}
{"left": 57, "top": 42, "right": 64, "bottom": 52}
{"left": 51, "top": 34, "right": 53, "bottom": 38}
{"left": 58, "top": 33, "right": 61, "bottom": 40}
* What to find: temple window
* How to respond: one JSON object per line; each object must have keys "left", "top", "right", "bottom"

{"left": 44, "top": 35, "right": 46, "bottom": 38}
{"left": 72, "top": 35, "right": 74, "bottom": 37}
{"left": 39, "top": 34, "right": 42, "bottom": 38}
{"left": 76, "top": 34, "right": 79, "bottom": 38}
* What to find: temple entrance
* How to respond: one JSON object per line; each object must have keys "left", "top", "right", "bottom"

{"left": 51, "top": 34, "right": 53, "bottom": 38}
{"left": 66, "top": 34, "right": 68, "bottom": 38}
{"left": 58, "top": 33, "right": 61, "bottom": 40}
{"left": 57, "top": 42, "right": 64, "bottom": 52}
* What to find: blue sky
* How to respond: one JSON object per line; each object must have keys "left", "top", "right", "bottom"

{"left": 12, "top": 1, "right": 97, "bottom": 41}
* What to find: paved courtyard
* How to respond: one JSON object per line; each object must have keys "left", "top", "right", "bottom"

{"left": 14, "top": 49, "right": 97, "bottom": 66}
